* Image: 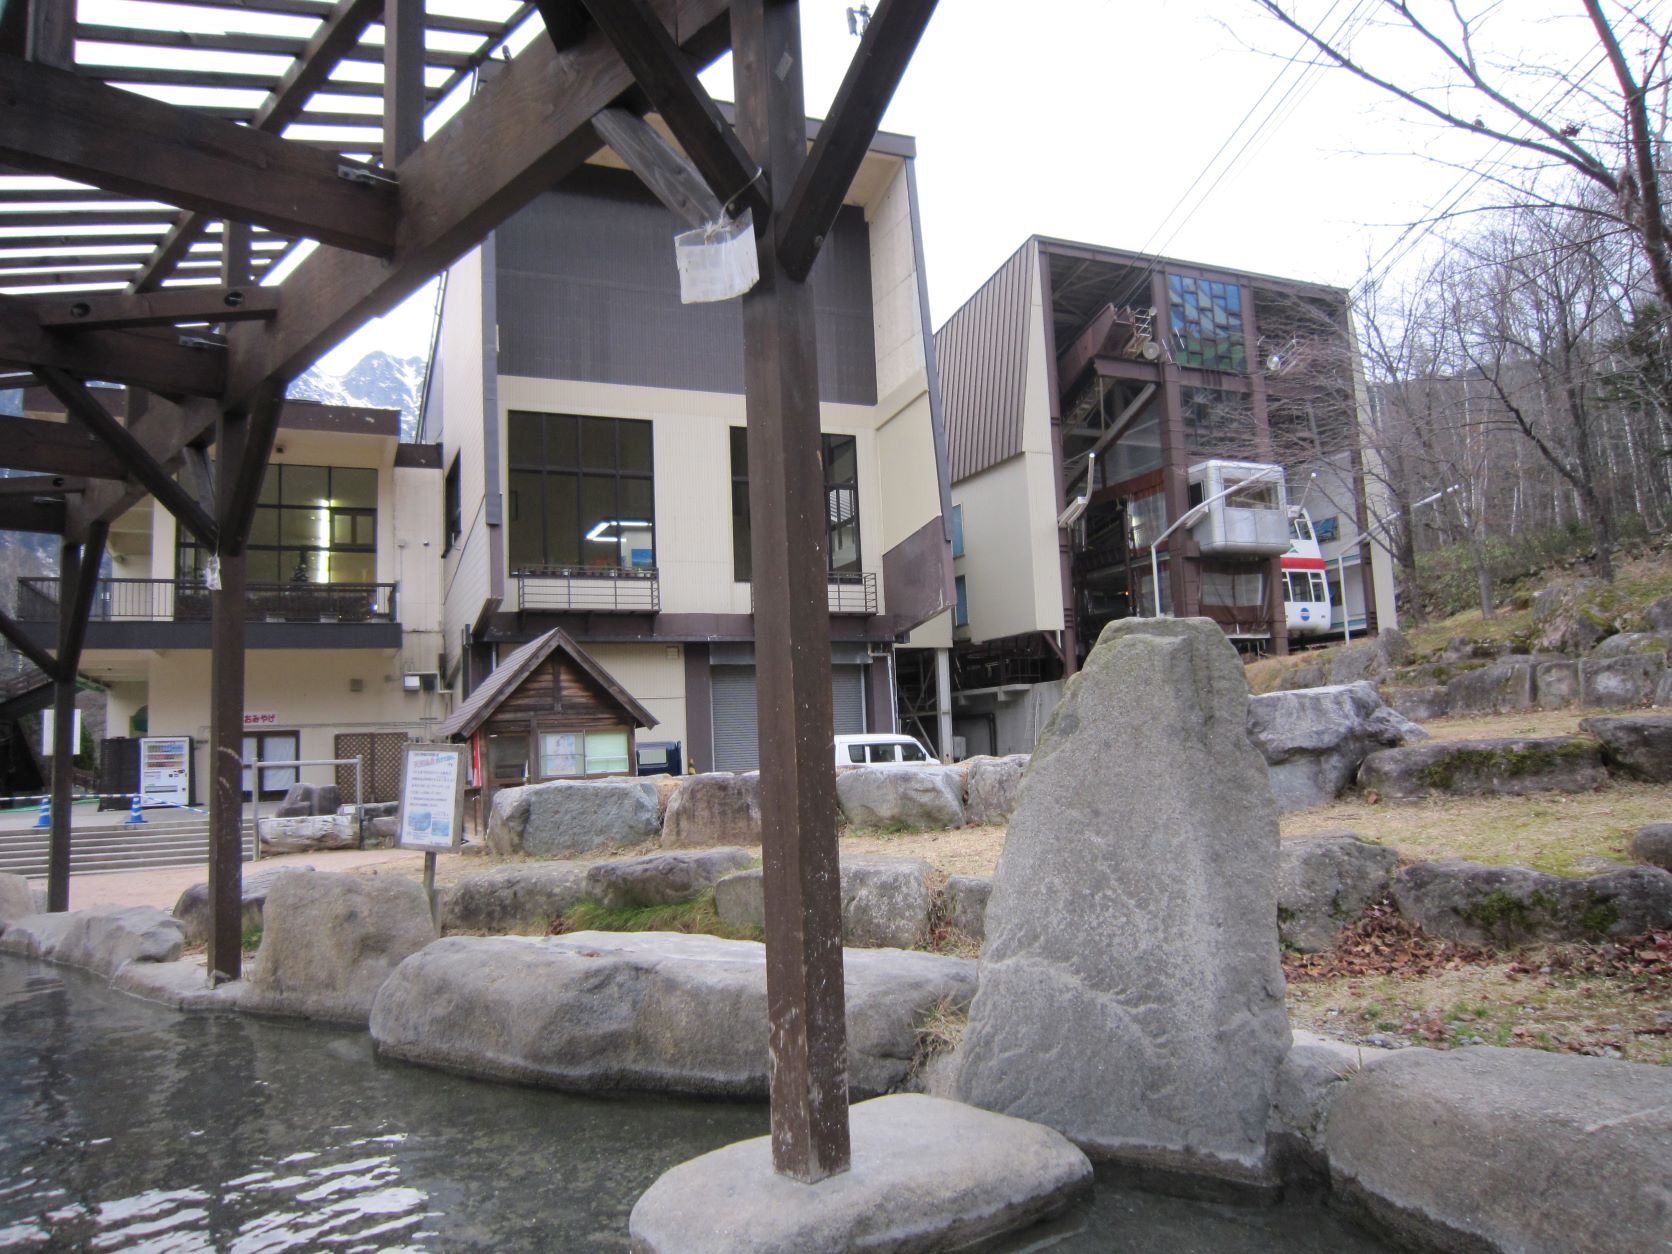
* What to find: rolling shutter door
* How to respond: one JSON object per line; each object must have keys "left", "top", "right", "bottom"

{"left": 711, "top": 665, "right": 759, "bottom": 772}
{"left": 831, "top": 665, "right": 865, "bottom": 735}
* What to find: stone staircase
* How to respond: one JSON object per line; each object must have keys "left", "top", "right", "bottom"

{"left": 0, "top": 816, "right": 256, "bottom": 878}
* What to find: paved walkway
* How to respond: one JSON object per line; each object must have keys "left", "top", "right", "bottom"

{"left": 56, "top": 848, "right": 426, "bottom": 911}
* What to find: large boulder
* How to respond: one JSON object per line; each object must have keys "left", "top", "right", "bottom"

{"left": 1326, "top": 1046, "right": 1672, "bottom": 1254}
{"left": 582, "top": 847, "right": 755, "bottom": 910}
{"left": 1277, "top": 834, "right": 1400, "bottom": 952}
{"left": 0, "top": 904, "right": 184, "bottom": 978}
{"left": 1579, "top": 713, "right": 1672, "bottom": 782}
{"left": 1632, "top": 823, "right": 1672, "bottom": 871}
{"left": 1444, "top": 659, "right": 1535, "bottom": 715}
{"left": 956, "top": 618, "right": 1290, "bottom": 1184}
{"left": 1534, "top": 658, "right": 1581, "bottom": 709}
{"left": 714, "top": 857, "right": 933, "bottom": 949}
{"left": 1590, "top": 631, "right": 1667, "bottom": 659}
{"left": 944, "top": 874, "right": 992, "bottom": 942}
{"left": 964, "top": 755, "right": 1029, "bottom": 825}
{"left": 1269, "top": 1034, "right": 1380, "bottom": 1168}
{"left": 171, "top": 864, "right": 316, "bottom": 946}
{"left": 1580, "top": 654, "right": 1665, "bottom": 708}
{"left": 1246, "top": 682, "right": 1425, "bottom": 812}
{"left": 0, "top": 872, "right": 33, "bottom": 935}
{"left": 1326, "top": 628, "right": 1410, "bottom": 685}
{"left": 628, "top": 1094, "right": 1092, "bottom": 1254}
{"left": 1381, "top": 685, "right": 1450, "bottom": 723}
{"left": 1533, "top": 578, "right": 1622, "bottom": 655}
{"left": 485, "top": 777, "right": 661, "bottom": 857}
{"left": 660, "top": 772, "right": 761, "bottom": 848}
{"left": 439, "top": 862, "right": 589, "bottom": 933}
{"left": 369, "top": 931, "right": 977, "bottom": 1100}
{"left": 1644, "top": 593, "right": 1672, "bottom": 634}
{"left": 1358, "top": 737, "right": 1606, "bottom": 800}
{"left": 1391, "top": 860, "right": 1672, "bottom": 945}
{"left": 258, "top": 814, "right": 357, "bottom": 853}
{"left": 242, "top": 872, "right": 436, "bottom": 1026}
{"left": 836, "top": 765, "right": 965, "bottom": 831}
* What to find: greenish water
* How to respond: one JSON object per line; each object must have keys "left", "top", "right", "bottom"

{"left": 0, "top": 957, "right": 1390, "bottom": 1251}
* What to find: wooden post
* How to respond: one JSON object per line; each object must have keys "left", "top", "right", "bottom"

{"left": 733, "top": 0, "right": 851, "bottom": 1184}
{"left": 45, "top": 538, "right": 77, "bottom": 912}
{"left": 383, "top": 0, "right": 425, "bottom": 167}
{"left": 207, "top": 411, "right": 248, "bottom": 982}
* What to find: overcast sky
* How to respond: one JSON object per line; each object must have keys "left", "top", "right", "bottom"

{"left": 324, "top": 0, "right": 1631, "bottom": 372}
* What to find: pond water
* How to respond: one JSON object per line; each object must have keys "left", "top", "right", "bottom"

{"left": 0, "top": 957, "right": 1392, "bottom": 1252}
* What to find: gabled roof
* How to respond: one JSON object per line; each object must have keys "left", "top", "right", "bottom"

{"left": 436, "top": 627, "right": 658, "bottom": 740}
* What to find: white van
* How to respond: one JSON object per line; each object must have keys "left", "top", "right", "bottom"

{"left": 834, "top": 733, "right": 936, "bottom": 767}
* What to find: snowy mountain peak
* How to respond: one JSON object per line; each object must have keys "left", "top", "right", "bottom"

{"left": 289, "top": 350, "right": 425, "bottom": 441}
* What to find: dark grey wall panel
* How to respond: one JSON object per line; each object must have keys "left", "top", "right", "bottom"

{"left": 496, "top": 166, "right": 877, "bottom": 405}
{"left": 935, "top": 238, "right": 1035, "bottom": 483}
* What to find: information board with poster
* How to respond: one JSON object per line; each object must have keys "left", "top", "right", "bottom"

{"left": 139, "top": 736, "right": 192, "bottom": 808}
{"left": 397, "top": 743, "right": 466, "bottom": 924}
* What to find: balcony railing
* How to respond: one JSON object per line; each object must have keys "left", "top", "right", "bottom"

{"left": 749, "top": 570, "right": 877, "bottom": 617}
{"left": 514, "top": 566, "right": 661, "bottom": 614}
{"left": 18, "top": 577, "right": 397, "bottom": 624}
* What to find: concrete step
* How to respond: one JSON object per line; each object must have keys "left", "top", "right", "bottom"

{"left": 6, "top": 851, "right": 256, "bottom": 879}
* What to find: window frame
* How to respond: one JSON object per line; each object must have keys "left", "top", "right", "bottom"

{"left": 730, "top": 427, "right": 863, "bottom": 582}
{"left": 178, "top": 463, "right": 377, "bottom": 586}
{"left": 444, "top": 455, "right": 463, "bottom": 555}
{"left": 507, "top": 411, "right": 656, "bottom": 574}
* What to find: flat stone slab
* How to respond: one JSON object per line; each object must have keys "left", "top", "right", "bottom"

{"left": 583, "top": 847, "right": 755, "bottom": 910}
{"left": 1358, "top": 736, "right": 1606, "bottom": 800}
{"left": 370, "top": 931, "right": 976, "bottom": 1100}
{"left": 110, "top": 956, "right": 245, "bottom": 1012}
{"left": 1327, "top": 1046, "right": 1672, "bottom": 1254}
{"left": 627, "top": 1094, "right": 1092, "bottom": 1254}
{"left": 439, "top": 861, "right": 589, "bottom": 933}
{"left": 0, "top": 905, "right": 184, "bottom": 978}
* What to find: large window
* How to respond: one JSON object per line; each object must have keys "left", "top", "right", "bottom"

{"left": 954, "top": 575, "right": 968, "bottom": 627}
{"left": 508, "top": 412, "right": 655, "bottom": 572}
{"left": 178, "top": 464, "right": 376, "bottom": 585}
{"left": 951, "top": 504, "right": 964, "bottom": 558}
{"left": 1168, "top": 275, "right": 1245, "bottom": 371}
{"left": 730, "top": 428, "right": 862, "bottom": 582}
{"left": 444, "top": 456, "right": 462, "bottom": 553}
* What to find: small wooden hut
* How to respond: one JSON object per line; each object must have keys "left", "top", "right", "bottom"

{"left": 437, "top": 628, "right": 657, "bottom": 813}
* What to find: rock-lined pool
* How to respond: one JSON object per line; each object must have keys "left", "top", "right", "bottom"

{"left": 0, "top": 957, "right": 1390, "bottom": 1251}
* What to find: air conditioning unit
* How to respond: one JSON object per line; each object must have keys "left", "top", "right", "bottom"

{"left": 402, "top": 671, "right": 441, "bottom": 693}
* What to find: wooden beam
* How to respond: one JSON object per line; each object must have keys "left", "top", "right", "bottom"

{"left": 0, "top": 296, "right": 226, "bottom": 397}
{"left": 574, "top": 0, "right": 765, "bottom": 219}
{"left": 0, "top": 414, "right": 128, "bottom": 479}
{"left": 591, "top": 107, "right": 722, "bottom": 228}
{"left": 67, "top": 393, "right": 224, "bottom": 538}
{"left": 36, "top": 366, "right": 221, "bottom": 548}
{"left": 0, "top": 605, "right": 59, "bottom": 678}
{"left": 218, "top": 382, "right": 284, "bottom": 548}
{"left": 58, "top": 521, "right": 107, "bottom": 674}
{"left": 0, "top": 56, "right": 398, "bottom": 255}
{"left": 384, "top": 0, "right": 426, "bottom": 166}
{"left": 47, "top": 521, "right": 106, "bottom": 913}
{"left": 0, "top": 474, "right": 83, "bottom": 496}
{"left": 224, "top": 0, "right": 735, "bottom": 407}
{"left": 129, "top": 0, "right": 388, "bottom": 292}
{"left": 25, "top": 0, "right": 72, "bottom": 69}
{"left": 777, "top": 0, "right": 936, "bottom": 282}
{"left": 207, "top": 410, "right": 248, "bottom": 983}
{"left": 179, "top": 445, "right": 216, "bottom": 518}
{"left": 35, "top": 285, "right": 279, "bottom": 331}
{"left": 734, "top": 0, "right": 850, "bottom": 1184}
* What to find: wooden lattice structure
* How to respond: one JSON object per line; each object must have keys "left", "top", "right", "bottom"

{"left": 0, "top": 0, "right": 937, "bottom": 1182}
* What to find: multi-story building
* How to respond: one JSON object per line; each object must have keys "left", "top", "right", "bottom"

{"left": 937, "top": 236, "right": 1397, "bottom": 756}
{"left": 424, "top": 123, "right": 955, "bottom": 773}
{"left": 14, "top": 391, "right": 447, "bottom": 802}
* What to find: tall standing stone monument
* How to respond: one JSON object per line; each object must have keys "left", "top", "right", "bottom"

{"left": 956, "top": 618, "right": 1290, "bottom": 1183}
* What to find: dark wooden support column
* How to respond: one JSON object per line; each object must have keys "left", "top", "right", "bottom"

{"left": 383, "top": 0, "right": 425, "bottom": 166}
{"left": 206, "top": 408, "right": 248, "bottom": 982}
{"left": 1037, "top": 247, "right": 1077, "bottom": 673}
{"left": 46, "top": 521, "right": 107, "bottom": 912}
{"left": 734, "top": 0, "right": 851, "bottom": 1185}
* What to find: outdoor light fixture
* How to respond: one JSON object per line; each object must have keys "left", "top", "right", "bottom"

{"left": 584, "top": 519, "right": 651, "bottom": 542}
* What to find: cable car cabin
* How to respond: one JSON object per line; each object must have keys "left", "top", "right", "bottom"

{"left": 1186, "top": 460, "right": 1291, "bottom": 556}
{"left": 1282, "top": 508, "right": 1334, "bottom": 639}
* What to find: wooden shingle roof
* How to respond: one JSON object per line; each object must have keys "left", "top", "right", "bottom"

{"left": 436, "top": 627, "right": 658, "bottom": 740}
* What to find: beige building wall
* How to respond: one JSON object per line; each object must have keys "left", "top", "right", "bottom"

{"left": 581, "top": 642, "right": 688, "bottom": 750}
{"left": 869, "top": 162, "right": 925, "bottom": 400}
{"left": 953, "top": 452, "right": 1064, "bottom": 643}
{"left": 437, "top": 246, "right": 493, "bottom": 667}
{"left": 145, "top": 650, "right": 447, "bottom": 800}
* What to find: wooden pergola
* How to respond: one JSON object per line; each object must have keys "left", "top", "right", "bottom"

{"left": 0, "top": 0, "right": 937, "bottom": 1181}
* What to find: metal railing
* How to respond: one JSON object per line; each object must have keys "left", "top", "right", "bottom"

{"left": 514, "top": 566, "right": 661, "bottom": 613}
{"left": 748, "top": 570, "right": 877, "bottom": 617}
{"left": 18, "top": 577, "right": 397, "bottom": 624}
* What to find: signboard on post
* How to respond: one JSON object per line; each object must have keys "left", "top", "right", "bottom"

{"left": 397, "top": 744, "right": 466, "bottom": 851}
{"left": 139, "top": 736, "right": 192, "bottom": 808}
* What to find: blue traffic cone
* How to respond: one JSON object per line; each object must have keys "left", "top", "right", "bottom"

{"left": 33, "top": 796, "right": 49, "bottom": 828}
{"left": 125, "top": 794, "right": 147, "bottom": 825}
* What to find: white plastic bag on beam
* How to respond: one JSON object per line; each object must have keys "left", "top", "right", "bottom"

{"left": 675, "top": 210, "right": 760, "bottom": 304}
